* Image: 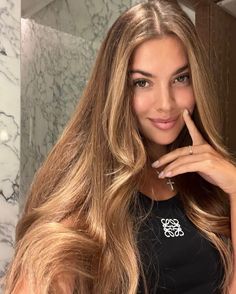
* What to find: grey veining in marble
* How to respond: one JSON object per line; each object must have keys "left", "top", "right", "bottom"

{"left": 31, "top": 0, "right": 143, "bottom": 44}
{"left": 0, "top": 0, "right": 20, "bottom": 288}
{"left": 21, "top": 18, "right": 97, "bottom": 204}
{"left": 20, "top": 0, "right": 144, "bottom": 207}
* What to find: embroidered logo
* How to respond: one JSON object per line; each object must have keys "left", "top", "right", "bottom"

{"left": 161, "top": 218, "right": 184, "bottom": 238}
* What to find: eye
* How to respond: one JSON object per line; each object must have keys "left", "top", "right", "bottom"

{"left": 174, "top": 73, "right": 190, "bottom": 84}
{"left": 133, "top": 79, "right": 150, "bottom": 88}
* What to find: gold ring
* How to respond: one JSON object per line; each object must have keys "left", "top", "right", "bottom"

{"left": 189, "top": 145, "right": 193, "bottom": 155}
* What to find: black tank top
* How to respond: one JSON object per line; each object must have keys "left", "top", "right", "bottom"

{"left": 136, "top": 192, "right": 224, "bottom": 294}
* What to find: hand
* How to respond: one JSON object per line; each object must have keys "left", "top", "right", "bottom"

{"left": 151, "top": 109, "right": 236, "bottom": 196}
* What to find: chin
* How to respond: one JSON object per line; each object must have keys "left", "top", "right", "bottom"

{"left": 151, "top": 136, "right": 179, "bottom": 146}
{"left": 144, "top": 128, "right": 183, "bottom": 146}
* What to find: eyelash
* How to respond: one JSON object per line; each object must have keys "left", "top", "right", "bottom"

{"left": 133, "top": 79, "right": 150, "bottom": 88}
{"left": 132, "top": 73, "right": 191, "bottom": 88}
{"left": 174, "top": 73, "right": 190, "bottom": 84}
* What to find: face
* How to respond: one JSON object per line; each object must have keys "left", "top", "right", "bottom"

{"left": 130, "top": 35, "right": 195, "bottom": 154}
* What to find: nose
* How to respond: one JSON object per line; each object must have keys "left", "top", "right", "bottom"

{"left": 153, "top": 84, "right": 176, "bottom": 112}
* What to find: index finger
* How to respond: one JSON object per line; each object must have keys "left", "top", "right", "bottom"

{"left": 183, "top": 109, "right": 205, "bottom": 145}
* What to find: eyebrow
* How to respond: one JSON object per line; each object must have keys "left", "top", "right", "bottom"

{"left": 129, "top": 63, "right": 189, "bottom": 78}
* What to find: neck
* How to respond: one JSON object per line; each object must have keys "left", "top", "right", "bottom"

{"left": 138, "top": 139, "right": 177, "bottom": 201}
{"left": 138, "top": 161, "right": 177, "bottom": 201}
{"left": 145, "top": 139, "right": 167, "bottom": 161}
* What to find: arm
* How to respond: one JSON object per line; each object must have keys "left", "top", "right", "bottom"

{"left": 151, "top": 110, "right": 236, "bottom": 292}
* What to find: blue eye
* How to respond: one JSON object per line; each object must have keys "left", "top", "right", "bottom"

{"left": 133, "top": 79, "right": 150, "bottom": 88}
{"left": 174, "top": 73, "right": 190, "bottom": 84}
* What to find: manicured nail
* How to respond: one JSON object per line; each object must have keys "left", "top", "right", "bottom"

{"left": 158, "top": 171, "right": 164, "bottom": 178}
{"left": 184, "top": 109, "right": 189, "bottom": 115}
{"left": 152, "top": 161, "right": 159, "bottom": 168}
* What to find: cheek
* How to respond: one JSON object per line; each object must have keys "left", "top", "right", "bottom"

{"left": 132, "top": 94, "right": 151, "bottom": 116}
{"left": 175, "top": 88, "right": 195, "bottom": 113}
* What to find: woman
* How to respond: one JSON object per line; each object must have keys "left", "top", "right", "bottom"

{"left": 4, "top": 0, "right": 236, "bottom": 293}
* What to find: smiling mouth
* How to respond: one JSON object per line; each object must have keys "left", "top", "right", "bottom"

{"left": 149, "top": 117, "right": 179, "bottom": 130}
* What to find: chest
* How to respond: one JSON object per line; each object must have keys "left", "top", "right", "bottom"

{"left": 136, "top": 197, "right": 224, "bottom": 293}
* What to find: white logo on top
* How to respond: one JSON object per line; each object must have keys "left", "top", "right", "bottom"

{"left": 161, "top": 218, "right": 184, "bottom": 238}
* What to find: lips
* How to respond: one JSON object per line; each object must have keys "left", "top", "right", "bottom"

{"left": 149, "top": 115, "right": 179, "bottom": 130}
{"left": 149, "top": 115, "right": 179, "bottom": 123}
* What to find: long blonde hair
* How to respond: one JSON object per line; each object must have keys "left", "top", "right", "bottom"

{"left": 4, "top": 1, "right": 234, "bottom": 293}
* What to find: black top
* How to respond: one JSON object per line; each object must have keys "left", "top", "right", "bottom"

{"left": 136, "top": 192, "right": 224, "bottom": 294}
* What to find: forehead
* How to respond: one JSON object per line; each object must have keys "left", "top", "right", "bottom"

{"left": 131, "top": 35, "right": 189, "bottom": 73}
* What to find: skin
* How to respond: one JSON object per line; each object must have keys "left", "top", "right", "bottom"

{"left": 131, "top": 35, "right": 236, "bottom": 289}
{"left": 155, "top": 109, "right": 236, "bottom": 291}
{"left": 130, "top": 35, "right": 195, "bottom": 159}
{"left": 130, "top": 35, "right": 195, "bottom": 199}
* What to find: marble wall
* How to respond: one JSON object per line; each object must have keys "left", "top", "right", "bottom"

{"left": 20, "top": 19, "right": 97, "bottom": 205}
{"left": 31, "top": 0, "right": 143, "bottom": 45}
{"left": 20, "top": 0, "right": 143, "bottom": 207}
{"left": 28, "top": 0, "right": 195, "bottom": 44}
{"left": 0, "top": 0, "right": 20, "bottom": 287}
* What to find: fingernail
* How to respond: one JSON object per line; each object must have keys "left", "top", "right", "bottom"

{"left": 151, "top": 161, "right": 159, "bottom": 168}
{"left": 184, "top": 109, "right": 189, "bottom": 115}
{"left": 158, "top": 171, "right": 164, "bottom": 178}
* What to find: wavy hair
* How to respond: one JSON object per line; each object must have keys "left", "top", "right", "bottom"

{"left": 4, "top": 1, "right": 234, "bottom": 293}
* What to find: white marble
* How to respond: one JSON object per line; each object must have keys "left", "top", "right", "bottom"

{"left": 21, "top": 18, "right": 97, "bottom": 204}
{"left": 20, "top": 0, "right": 139, "bottom": 208}
{"left": 30, "top": 0, "right": 139, "bottom": 44}
{"left": 0, "top": 0, "right": 20, "bottom": 287}
{"left": 57, "top": 0, "right": 194, "bottom": 42}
